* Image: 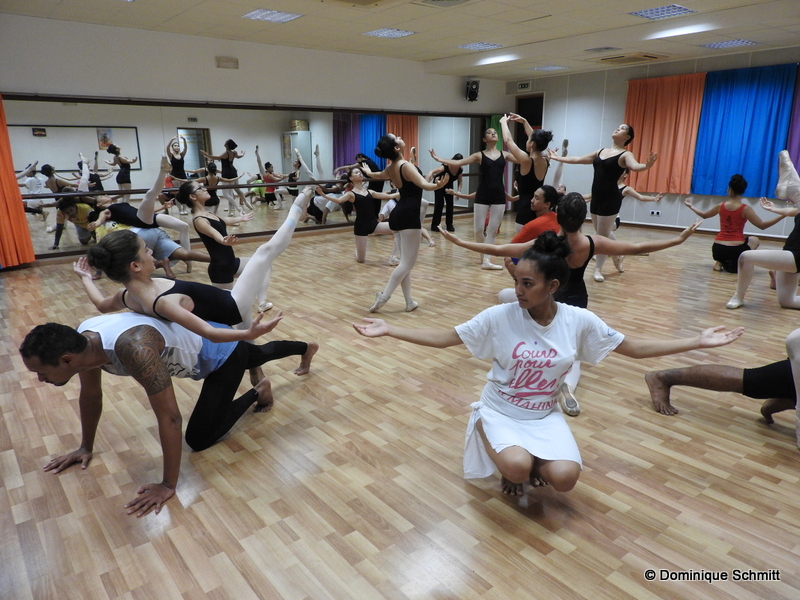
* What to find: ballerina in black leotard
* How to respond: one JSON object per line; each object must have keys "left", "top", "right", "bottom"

{"left": 431, "top": 128, "right": 522, "bottom": 270}
{"left": 549, "top": 123, "right": 657, "bottom": 282}
{"left": 201, "top": 139, "right": 251, "bottom": 212}
{"left": 104, "top": 144, "right": 138, "bottom": 202}
{"left": 361, "top": 133, "right": 449, "bottom": 312}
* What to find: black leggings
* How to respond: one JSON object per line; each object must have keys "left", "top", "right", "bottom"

{"left": 185, "top": 339, "right": 307, "bottom": 451}
{"left": 742, "top": 359, "right": 795, "bottom": 400}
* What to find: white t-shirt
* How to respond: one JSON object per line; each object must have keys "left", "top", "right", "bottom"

{"left": 77, "top": 313, "right": 236, "bottom": 380}
{"left": 22, "top": 176, "right": 45, "bottom": 205}
{"left": 455, "top": 302, "right": 624, "bottom": 420}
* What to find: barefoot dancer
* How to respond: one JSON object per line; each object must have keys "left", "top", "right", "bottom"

{"left": 354, "top": 232, "right": 742, "bottom": 496}
{"left": 21, "top": 311, "right": 315, "bottom": 518}
{"left": 684, "top": 174, "right": 784, "bottom": 273}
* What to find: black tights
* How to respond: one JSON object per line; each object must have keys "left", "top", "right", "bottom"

{"left": 185, "top": 339, "right": 307, "bottom": 451}
{"left": 430, "top": 188, "right": 453, "bottom": 231}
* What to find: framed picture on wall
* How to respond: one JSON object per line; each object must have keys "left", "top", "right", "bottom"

{"left": 96, "top": 127, "right": 113, "bottom": 150}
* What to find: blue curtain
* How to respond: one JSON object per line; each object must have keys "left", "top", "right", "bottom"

{"left": 359, "top": 113, "right": 386, "bottom": 170}
{"left": 692, "top": 64, "right": 797, "bottom": 197}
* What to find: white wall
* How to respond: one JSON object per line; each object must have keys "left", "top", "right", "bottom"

{"left": 0, "top": 15, "right": 509, "bottom": 115}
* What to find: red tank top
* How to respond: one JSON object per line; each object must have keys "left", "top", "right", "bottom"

{"left": 715, "top": 203, "right": 747, "bottom": 242}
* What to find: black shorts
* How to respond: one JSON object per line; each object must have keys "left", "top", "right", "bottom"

{"left": 712, "top": 239, "right": 751, "bottom": 273}
{"left": 742, "top": 359, "right": 795, "bottom": 399}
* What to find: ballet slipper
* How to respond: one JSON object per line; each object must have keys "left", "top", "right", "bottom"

{"left": 369, "top": 292, "right": 389, "bottom": 313}
{"left": 593, "top": 271, "right": 604, "bottom": 282}
{"left": 481, "top": 260, "right": 503, "bottom": 270}
{"left": 558, "top": 383, "right": 581, "bottom": 417}
{"left": 561, "top": 139, "right": 569, "bottom": 157}
{"left": 612, "top": 255, "right": 624, "bottom": 273}
{"left": 725, "top": 295, "right": 743, "bottom": 309}
{"left": 404, "top": 301, "right": 419, "bottom": 312}
{"left": 776, "top": 150, "right": 800, "bottom": 203}
{"left": 258, "top": 301, "right": 273, "bottom": 312}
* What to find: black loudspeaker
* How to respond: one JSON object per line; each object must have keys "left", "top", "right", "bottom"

{"left": 466, "top": 80, "right": 480, "bottom": 102}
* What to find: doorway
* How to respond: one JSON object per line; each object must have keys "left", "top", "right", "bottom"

{"left": 177, "top": 128, "right": 211, "bottom": 174}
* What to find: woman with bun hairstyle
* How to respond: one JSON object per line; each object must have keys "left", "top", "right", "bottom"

{"left": 549, "top": 123, "right": 657, "bottom": 282}
{"left": 684, "top": 174, "right": 784, "bottom": 273}
{"left": 361, "top": 133, "right": 449, "bottom": 312}
{"left": 104, "top": 144, "right": 138, "bottom": 201}
{"left": 431, "top": 128, "right": 521, "bottom": 270}
{"left": 172, "top": 162, "right": 238, "bottom": 215}
{"left": 499, "top": 114, "right": 553, "bottom": 232}
{"left": 354, "top": 230, "right": 742, "bottom": 496}
{"left": 201, "top": 139, "right": 249, "bottom": 210}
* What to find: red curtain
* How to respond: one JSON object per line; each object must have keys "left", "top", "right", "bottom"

{"left": 0, "top": 94, "right": 35, "bottom": 269}
{"left": 386, "top": 114, "right": 418, "bottom": 163}
{"left": 624, "top": 73, "right": 706, "bottom": 194}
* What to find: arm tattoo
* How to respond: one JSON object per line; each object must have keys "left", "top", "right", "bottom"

{"left": 116, "top": 326, "right": 172, "bottom": 396}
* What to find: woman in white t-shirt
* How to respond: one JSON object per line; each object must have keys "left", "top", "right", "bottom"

{"left": 354, "top": 231, "right": 743, "bottom": 496}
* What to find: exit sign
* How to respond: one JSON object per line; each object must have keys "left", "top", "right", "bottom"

{"left": 188, "top": 117, "right": 198, "bottom": 122}
{"left": 517, "top": 81, "right": 531, "bottom": 92}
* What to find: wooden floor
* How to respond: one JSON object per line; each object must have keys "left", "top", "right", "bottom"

{"left": 2, "top": 213, "right": 799, "bottom": 600}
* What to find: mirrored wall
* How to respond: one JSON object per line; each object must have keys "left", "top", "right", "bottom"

{"left": 7, "top": 96, "right": 487, "bottom": 257}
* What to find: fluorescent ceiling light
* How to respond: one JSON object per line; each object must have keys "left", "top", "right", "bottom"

{"left": 630, "top": 4, "right": 696, "bottom": 20}
{"left": 364, "top": 28, "right": 416, "bottom": 38}
{"left": 701, "top": 39, "right": 756, "bottom": 49}
{"left": 531, "top": 65, "right": 568, "bottom": 71}
{"left": 459, "top": 42, "right": 503, "bottom": 51}
{"left": 645, "top": 23, "right": 716, "bottom": 40}
{"left": 477, "top": 54, "right": 518, "bottom": 66}
{"left": 242, "top": 9, "right": 303, "bottom": 23}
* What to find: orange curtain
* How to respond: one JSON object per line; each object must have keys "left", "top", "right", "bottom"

{"left": 0, "top": 94, "right": 35, "bottom": 269}
{"left": 386, "top": 114, "right": 418, "bottom": 163}
{"left": 624, "top": 73, "right": 705, "bottom": 194}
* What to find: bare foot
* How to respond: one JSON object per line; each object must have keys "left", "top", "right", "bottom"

{"left": 529, "top": 469, "right": 549, "bottom": 488}
{"left": 159, "top": 259, "right": 176, "bottom": 280}
{"left": 713, "top": 262, "right": 723, "bottom": 272}
{"left": 645, "top": 371, "right": 679, "bottom": 415}
{"left": 760, "top": 397, "right": 795, "bottom": 424}
{"left": 249, "top": 366, "right": 264, "bottom": 387}
{"left": 253, "top": 377, "right": 274, "bottom": 413}
{"left": 500, "top": 476, "right": 523, "bottom": 496}
{"left": 294, "top": 342, "right": 318, "bottom": 375}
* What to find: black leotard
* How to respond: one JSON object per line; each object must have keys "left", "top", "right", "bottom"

{"left": 116, "top": 161, "right": 131, "bottom": 185}
{"left": 89, "top": 202, "right": 159, "bottom": 229}
{"left": 555, "top": 236, "right": 594, "bottom": 308}
{"left": 515, "top": 160, "right": 549, "bottom": 225}
{"left": 783, "top": 214, "right": 800, "bottom": 272}
{"left": 389, "top": 163, "right": 423, "bottom": 231}
{"left": 431, "top": 166, "right": 462, "bottom": 231}
{"left": 287, "top": 170, "right": 300, "bottom": 197}
{"left": 149, "top": 279, "right": 243, "bottom": 325}
{"left": 220, "top": 153, "right": 237, "bottom": 179}
{"left": 205, "top": 177, "right": 221, "bottom": 207}
{"left": 474, "top": 151, "right": 506, "bottom": 206}
{"left": 194, "top": 216, "right": 240, "bottom": 284}
{"left": 170, "top": 155, "right": 187, "bottom": 180}
{"left": 89, "top": 173, "right": 104, "bottom": 192}
{"left": 590, "top": 150, "right": 626, "bottom": 216}
{"left": 352, "top": 190, "right": 379, "bottom": 236}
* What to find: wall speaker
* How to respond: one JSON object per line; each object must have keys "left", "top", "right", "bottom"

{"left": 466, "top": 80, "right": 480, "bottom": 102}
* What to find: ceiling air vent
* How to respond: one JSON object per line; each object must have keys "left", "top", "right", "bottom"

{"left": 414, "top": 0, "right": 473, "bottom": 7}
{"left": 588, "top": 52, "right": 668, "bottom": 65}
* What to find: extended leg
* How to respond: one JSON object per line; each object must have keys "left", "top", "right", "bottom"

{"left": 644, "top": 365, "right": 744, "bottom": 415}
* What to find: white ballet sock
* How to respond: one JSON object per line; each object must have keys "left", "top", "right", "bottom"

{"left": 776, "top": 150, "right": 800, "bottom": 203}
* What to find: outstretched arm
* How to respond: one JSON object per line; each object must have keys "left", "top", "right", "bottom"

{"left": 440, "top": 229, "right": 533, "bottom": 257}
{"left": 399, "top": 162, "right": 449, "bottom": 192}
{"left": 621, "top": 150, "right": 657, "bottom": 173}
{"left": 429, "top": 149, "right": 479, "bottom": 168}
{"left": 548, "top": 148, "right": 596, "bottom": 165}
{"left": 760, "top": 197, "right": 800, "bottom": 217}
{"left": 614, "top": 325, "right": 744, "bottom": 359}
{"left": 682, "top": 197, "right": 719, "bottom": 219}
{"left": 353, "top": 318, "right": 463, "bottom": 348}
{"left": 43, "top": 367, "right": 103, "bottom": 475}
{"left": 593, "top": 219, "right": 702, "bottom": 256}
{"left": 623, "top": 187, "right": 663, "bottom": 203}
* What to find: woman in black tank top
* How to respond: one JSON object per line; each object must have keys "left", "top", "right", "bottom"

{"left": 201, "top": 139, "right": 250, "bottom": 211}
{"left": 361, "top": 133, "right": 449, "bottom": 313}
{"left": 431, "top": 126, "right": 522, "bottom": 270}
{"left": 549, "top": 123, "right": 657, "bottom": 282}
{"left": 104, "top": 143, "right": 138, "bottom": 202}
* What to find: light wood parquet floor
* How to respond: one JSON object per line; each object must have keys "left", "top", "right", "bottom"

{"left": 2, "top": 211, "right": 799, "bottom": 600}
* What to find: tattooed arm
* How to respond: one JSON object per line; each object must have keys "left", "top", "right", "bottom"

{"left": 115, "top": 325, "right": 182, "bottom": 517}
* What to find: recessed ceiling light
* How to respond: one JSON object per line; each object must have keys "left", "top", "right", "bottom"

{"left": 364, "top": 28, "right": 417, "bottom": 38}
{"left": 701, "top": 39, "right": 756, "bottom": 49}
{"left": 242, "top": 9, "right": 303, "bottom": 23}
{"left": 629, "top": 4, "right": 696, "bottom": 20}
{"left": 477, "top": 54, "right": 518, "bottom": 66}
{"left": 459, "top": 42, "right": 503, "bottom": 51}
{"left": 531, "top": 65, "right": 569, "bottom": 71}
{"left": 646, "top": 24, "right": 716, "bottom": 40}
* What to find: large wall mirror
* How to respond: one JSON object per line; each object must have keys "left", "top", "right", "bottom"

{"left": 7, "top": 95, "right": 490, "bottom": 258}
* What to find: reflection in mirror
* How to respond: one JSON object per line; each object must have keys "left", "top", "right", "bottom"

{"left": 8, "top": 97, "right": 484, "bottom": 258}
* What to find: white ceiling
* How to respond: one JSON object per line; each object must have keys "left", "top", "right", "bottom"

{"left": 2, "top": 0, "right": 798, "bottom": 81}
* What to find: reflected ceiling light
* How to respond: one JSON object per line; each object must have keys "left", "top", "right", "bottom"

{"left": 477, "top": 54, "right": 518, "bottom": 66}
{"left": 645, "top": 23, "right": 716, "bottom": 40}
{"left": 531, "top": 65, "right": 569, "bottom": 71}
{"left": 630, "top": 4, "right": 696, "bottom": 20}
{"left": 242, "top": 9, "right": 303, "bottom": 22}
{"left": 459, "top": 42, "right": 503, "bottom": 51}
{"left": 701, "top": 39, "right": 756, "bottom": 49}
{"left": 364, "top": 28, "right": 416, "bottom": 38}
